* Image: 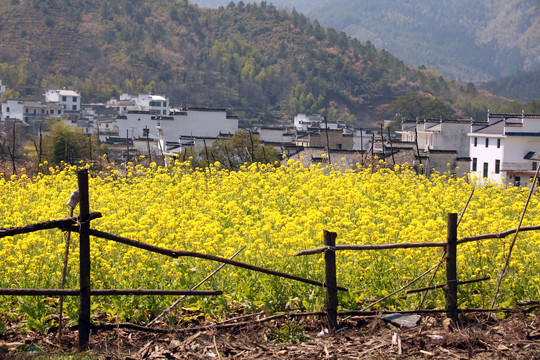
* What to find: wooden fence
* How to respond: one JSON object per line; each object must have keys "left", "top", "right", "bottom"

{"left": 296, "top": 214, "right": 540, "bottom": 332}
{"left": 0, "top": 169, "right": 347, "bottom": 349}
{"left": 0, "top": 169, "right": 539, "bottom": 350}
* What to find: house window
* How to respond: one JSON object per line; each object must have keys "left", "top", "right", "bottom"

{"left": 485, "top": 138, "right": 489, "bottom": 147}
{"left": 472, "top": 158, "right": 477, "bottom": 172}
{"left": 497, "top": 139, "right": 501, "bottom": 148}
{"left": 533, "top": 162, "right": 538, "bottom": 171}
{"left": 495, "top": 160, "right": 500, "bottom": 174}
{"left": 72, "top": 105, "right": 77, "bottom": 111}
{"left": 515, "top": 176, "right": 521, "bottom": 186}
{"left": 73, "top": 96, "right": 77, "bottom": 102}
{"left": 26, "top": 108, "right": 29, "bottom": 113}
{"left": 483, "top": 162, "right": 488, "bottom": 178}
{"left": 62, "top": 96, "right": 67, "bottom": 102}
{"left": 58, "top": 110, "right": 62, "bottom": 114}
{"left": 163, "top": 102, "right": 167, "bottom": 107}
{"left": 474, "top": 137, "right": 477, "bottom": 147}
{"left": 6, "top": 107, "right": 9, "bottom": 112}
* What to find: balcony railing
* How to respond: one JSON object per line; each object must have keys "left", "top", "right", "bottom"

{"left": 501, "top": 161, "right": 535, "bottom": 172}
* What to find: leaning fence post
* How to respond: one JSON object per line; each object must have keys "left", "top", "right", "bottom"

{"left": 446, "top": 213, "right": 458, "bottom": 325}
{"left": 78, "top": 169, "right": 91, "bottom": 349}
{"left": 324, "top": 230, "right": 338, "bottom": 333}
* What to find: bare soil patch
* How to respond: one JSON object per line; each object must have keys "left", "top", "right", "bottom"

{"left": 1, "top": 313, "right": 538, "bottom": 359}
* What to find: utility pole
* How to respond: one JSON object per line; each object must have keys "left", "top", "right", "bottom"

{"left": 143, "top": 127, "right": 152, "bottom": 163}
{"left": 9, "top": 123, "right": 17, "bottom": 176}
{"left": 360, "top": 128, "right": 364, "bottom": 167}
{"left": 324, "top": 116, "right": 331, "bottom": 164}
{"left": 88, "top": 135, "right": 92, "bottom": 162}
{"left": 126, "top": 129, "right": 130, "bottom": 163}
{"left": 387, "top": 127, "right": 396, "bottom": 165}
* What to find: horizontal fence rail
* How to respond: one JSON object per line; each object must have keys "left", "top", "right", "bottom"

{"left": 0, "top": 289, "right": 223, "bottom": 296}
{"left": 295, "top": 225, "right": 540, "bottom": 256}
{"left": 64, "top": 226, "right": 348, "bottom": 292}
{"left": 295, "top": 241, "right": 447, "bottom": 256}
{"left": 406, "top": 276, "right": 491, "bottom": 294}
{"left": 457, "top": 225, "right": 540, "bottom": 244}
{"left": 0, "top": 212, "right": 102, "bottom": 238}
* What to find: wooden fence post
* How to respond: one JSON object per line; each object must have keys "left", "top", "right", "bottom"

{"left": 446, "top": 213, "right": 458, "bottom": 325}
{"left": 78, "top": 169, "right": 91, "bottom": 349}
{"left": 324, "top": 230, "right": 338, "bottom": 333}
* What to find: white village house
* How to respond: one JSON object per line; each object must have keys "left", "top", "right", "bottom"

{"left": 114, "top": 102, "right": 238, "bottom": 160}
{"left": 116, "top": 107, "right": 238, "bottom": 142}
{"left": 108, "top": 93, "right": 170, "bottom": 116}
{"left": 398, "top": 119, "right": 471, "bottom": 157}
{"left": 0, "top": 80, "right": 5, "bottom": 100}
{"left": 1, "top": 100, "right": 26, "bottom": 122}
{"left": 396, "top": 119, "right": 472, "bottom": 177}
{"left": 45, "top": 89, "right": 81, "bottom": 112}
{"left": 292, "top": 113, "right": 373, "bottom": 152}
{"left": 469, "top": 112, "right": 540, "bottom": 187}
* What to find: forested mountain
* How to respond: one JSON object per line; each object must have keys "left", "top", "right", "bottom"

{"left": 0, "top": 0, "right": 513, "bottom": 125}
{"left": 193, "top": 0, "right": 326, "bottom": 13}
{"left": 193, "top": 0, "right": 539, "bottom": 83}
{"left": 480, "top": 70, "right": 540, "bottom": 103}
{"left": 309, "top": 0, "right": 539, "bottom": 83}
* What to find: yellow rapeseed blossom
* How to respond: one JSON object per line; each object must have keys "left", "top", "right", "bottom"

{"left": 0, "top": 160, "right": 538, "bottom": 329}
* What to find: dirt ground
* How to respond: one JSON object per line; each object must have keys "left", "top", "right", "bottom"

{"left": 1, "top": 312, "right": 539, "bottom": 359}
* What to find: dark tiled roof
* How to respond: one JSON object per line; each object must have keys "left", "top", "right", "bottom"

{"left": 428, "top": 149, "right": 457, "bottom": 154}
{"left": 505, "top": 132, "right": 540, "bottom": 137}
{"left": 524, "top": 152, "right": 540, "bottom": 160}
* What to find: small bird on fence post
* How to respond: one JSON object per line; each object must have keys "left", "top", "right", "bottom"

{"left": 59, "top": 189, "right": 80, "bottom": 342}
{"left": 67, "top": 190, "right": 80, "bottom": 209}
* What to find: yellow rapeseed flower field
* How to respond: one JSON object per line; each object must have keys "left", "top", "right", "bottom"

{"left": 0, "top": 160, "right": 538, "bottom": 330}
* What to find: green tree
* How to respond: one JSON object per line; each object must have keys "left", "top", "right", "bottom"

{"left": 195, "top": 132, "right": 279, "bottom": 170}
{"left": 1, "top": 88, "right": 20, "bottom": 100}
{"left": 45, "top": 121, "right": 105, "bottom": 164}
{"left": 490, "top": 99, "right": 523, "bottom": 114}
{"left": 390, "top": 93, "right": 453, "bottom": 120}
{"left": 525, "top": 99, "right": 540, "bottom": 114}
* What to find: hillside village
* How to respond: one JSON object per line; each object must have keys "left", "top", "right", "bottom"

{"left": 1, "top": 80, "right": 539, "bottom": 187}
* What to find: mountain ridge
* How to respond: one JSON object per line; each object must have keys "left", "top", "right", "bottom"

{"left": 0, "top": 0, "right": 513, "bottom": 125}
{"left": 189, "top": 0, "right": 540, "bottom": 83}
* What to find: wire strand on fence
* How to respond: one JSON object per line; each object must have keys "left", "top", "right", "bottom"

{"left": 360, "top": 260, "right": 444, "bottom": 311}
{"left": 416, "top": 250, "right": 447, "bottom": 310}
{"left": 492, "top": 167, "right": 540, "bottom": 308}
{"left": 147, "top": 246, "right": 246, "bottom": 327}
{"left": 457, "top": 187, "right": 475, "bottom": 227}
